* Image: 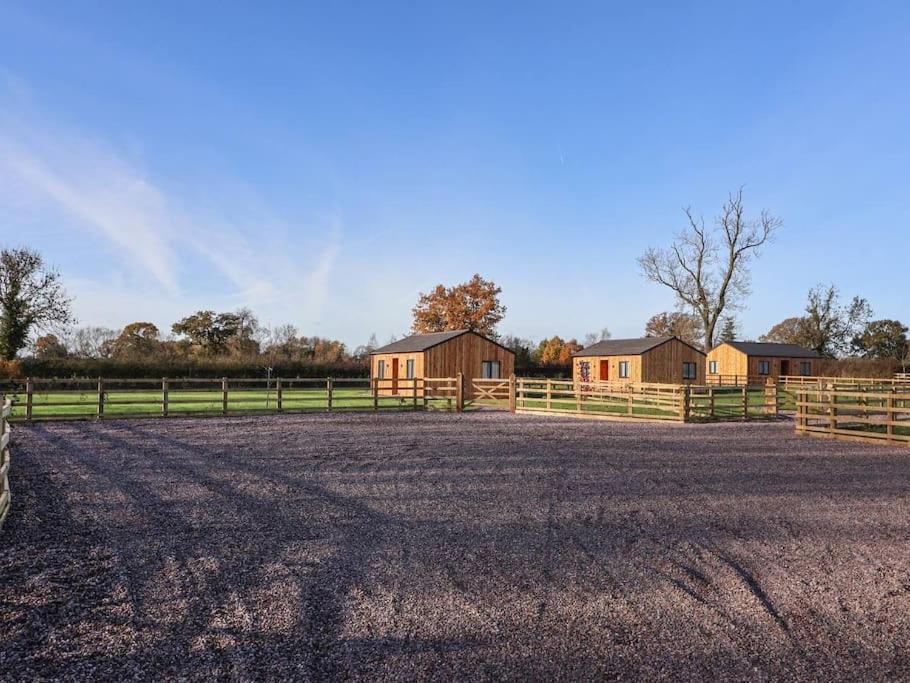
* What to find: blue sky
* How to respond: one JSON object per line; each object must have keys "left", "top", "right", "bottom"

{"left": 1, "top": 1, "right": 908, "bottom": 347}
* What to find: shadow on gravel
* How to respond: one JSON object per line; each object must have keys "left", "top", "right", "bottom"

{"left": 2, "top": 414, "right": 910, "bottom": 680}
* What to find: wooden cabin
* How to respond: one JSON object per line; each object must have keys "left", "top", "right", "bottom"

{"left": 370, "top": 329, "right": 515, "bottom": 398}
{"left": 706, "top": 341, "right": 819, "bottom": 383}
{"left": 572, "top": 336, "right": 706, "bottom": 385}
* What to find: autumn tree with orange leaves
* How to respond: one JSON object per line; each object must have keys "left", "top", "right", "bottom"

{"left": 411, "top": 274, "right": 506, "bottom": 336}
{"left": 535, "top": 336, "right": 583, "bottom": 366}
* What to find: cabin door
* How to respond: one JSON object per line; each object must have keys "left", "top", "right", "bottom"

{"left": 391, "top": 358, "right": 399, "bottom": 395}
{"left": 599, "top": 360, "right": 609, "bottom": 381}
{"left": 779, "top": 360, "right": 789, "bottom": 377}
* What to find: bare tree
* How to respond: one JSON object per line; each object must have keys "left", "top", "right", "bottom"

{"left": 583, "top": 327, "right": 612, "bottom": 347}
{"left": 638, "top": 188, "right": 780, "bottom": 350}
{"left": 762, "top": 284, "right": 872, "bottom": 357}
{"left": 64, "top": 326, "right": 119, "bottom": 358}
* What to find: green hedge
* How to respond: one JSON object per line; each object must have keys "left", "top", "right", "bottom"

{"left": 15, "top": 357, "right": 370, "bottom": 379}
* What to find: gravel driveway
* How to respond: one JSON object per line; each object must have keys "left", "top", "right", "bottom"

{"left": 2, "top": 413, "right": 909, "bottom": 680}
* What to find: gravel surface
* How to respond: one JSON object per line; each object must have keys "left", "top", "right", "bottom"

{"left": 2, "top": 412, "right": 909, "bottom": 680}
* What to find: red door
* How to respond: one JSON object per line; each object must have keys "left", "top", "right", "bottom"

{"left": 599, "top": 360, "right": 609, "bottom": 381}
{"left": 391, "top": 358, "right": 400, "bottom": 395}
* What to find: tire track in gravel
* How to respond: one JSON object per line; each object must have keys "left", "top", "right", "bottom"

{"left": 7, "top": 414, "right": 910, "bottom": 679}
{"left": 118, "top": 421, "right": 404, "bottom": 681}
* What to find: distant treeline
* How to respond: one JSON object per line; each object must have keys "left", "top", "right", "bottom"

{"left": 4, "top": 357, "right": 368, "bottom": 380}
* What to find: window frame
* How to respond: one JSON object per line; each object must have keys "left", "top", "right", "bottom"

{"left": 709, "top": 360, "right": 718, "bottom": 375}
{"left": 618, "top": 361, "right": 630, "bottom": 379}
{"left": 377, "top": 359, "right": 385, "bottom": 379}
{"left": 406, "top": 358, "right": 415, "bottom": 379}
{"left": 800, "top": 361, "right": 812, "bottom": 376}
{"left": 682, "top": 361, "right": 697, "bottom": 380}
{"left": 757, "top": 360, "right": 770, "bottom": 376}
{"left": 481, "top": 360, "right": 502, "bottom": 379}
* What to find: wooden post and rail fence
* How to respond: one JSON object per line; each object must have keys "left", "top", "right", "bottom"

{"left": 795, "top": 383, "right": 910, "bottom": 446}
{"left": 7, "top": 376, "right": 468, "bottom": 421}
{"left": 0, "top": 398, "right": 11, "bottom": 530}
{"left": 4, "top": 374, "right": 793, "bottom": 423}
{"left": 5, "top": 374, "right": 910, "bottom": 447}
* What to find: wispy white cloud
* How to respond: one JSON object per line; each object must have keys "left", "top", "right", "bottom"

{"left": 0, "top": 99, "right": 343, "bottom": 331}
{"left": 2, "top": 142, "right": 180, "bottom": 291}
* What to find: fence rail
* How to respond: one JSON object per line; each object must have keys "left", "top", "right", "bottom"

{"left": 4, "top": 376, "right": 464, "bottom": 421}
{"left": 514, "top": 378, "right": 781, "bottom": 422}
{"left": 795, "top": 385, "right": 910, "bottom": 446}
{"left": 0, "top": 399, "right": 11, "bottom": 529}
{"left": 781, "top": 375, "right": 910, "bottom": 389}
{"left": 705, "top": 374, "right": 753, "bottom": 386}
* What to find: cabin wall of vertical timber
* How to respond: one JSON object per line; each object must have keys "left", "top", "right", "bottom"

{"left": 706, "top": 343, "right": 817, "bottom": 382}
{"left": 424, "top": 333, "right": 514, "bottom": 399}
{"left": 706, "top": 343, "right": 749, "bottom": 378}
{"left": 371, "top": 352, "right": 425, "bottom": 396}
{"left": 371, "top": 331, "right": 514, "bottom": 398}
{"left": 572, "top": 338, "right": 706, "bottom": 384}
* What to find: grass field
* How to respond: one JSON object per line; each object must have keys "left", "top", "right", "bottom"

{"left": 5, "top": 387, "right": 455, "bottom": 419}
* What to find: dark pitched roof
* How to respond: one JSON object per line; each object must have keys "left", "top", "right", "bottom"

{"left": 573, "top": 336, "right": 686, "bottom": 358}
{"left": 370, "top": 330, "right": 468, "bottom": 354}
{"left": 370, "top": 329, "right": 514, "bottom": 355}
{"left": 720, "top": 341, "right": 819, "bottom": 358}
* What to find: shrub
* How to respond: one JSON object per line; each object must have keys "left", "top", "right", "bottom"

{"left": 15, "top": 357, "right": 370, "bottom": 380}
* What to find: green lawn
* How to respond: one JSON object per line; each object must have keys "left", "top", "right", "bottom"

{"left": 5, "top": 387, "right": 455, "bottom": 420}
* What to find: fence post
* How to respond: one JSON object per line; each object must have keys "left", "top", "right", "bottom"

{"left": 97, "top": 378, "right": 104, "bottom": 419}
{"left": 546, "top": 379, "right": 552, "bottom": 411}
{"left": 828, "top": 384, "right": 836, "bottom": 436}
{"left": 25, "top": 378, "right": 33, "bottom": 422}
{"left": 373, "top": 378, "right": 379, "bottom": 411}
{"left": 766, "top": 379, "right": 777, "bottom": 417}
{"left": 327, "top": 377, "right": 334, "bottom": 412}
{"left": 741, "top": 386, "right": 748, "bottom": 420}
{"left": 509, "top": 374, "right": 517, "bottom": 413}
{"left": 709, "top": 387, "right": 715, "bottom": 418}
{"left": 222, "top": 377, "right": 228, "bottom": 415}
{"left": 277, "top": 378, "right": 283, "bottom": 412}
{"left": 681, "top": 385, "right": 690, "bottom": 422}
{"left": 886, "top": 388, "right": 895, "bottom": 442}
{"left": 162, "top": 378, "right": 169, "bottom": 417}
{"left": 412, "top": 377, "right": 418, "bottom": 410}
{"left": 456, "top": 372, "right": 464, "bottom": 413}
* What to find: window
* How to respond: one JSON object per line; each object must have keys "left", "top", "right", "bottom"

{"left": 709, "top": 360, "right": 718, "bottom": 374}
{"left": 481, "top": 360, "right": 501, "bottom": 379}
{"left": 758, "top": 360, "right": 770, "bottom": 375}
{"left": 800, "top": 361, "right": 812, "bottom": 376}
{"left": 619, "top": 361, "right": 630, "bottom": 378}
{"left": 682, "top": 362, "right": 697, "bottom": 380}
{"left": 406, "top": 359, "right": 415, "bottom": 379}
{"left": 579, "top": 361, "right": 591, "bottom": 382}
{"left": 377, "top": 360, "right": 385, "bottom": 379}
